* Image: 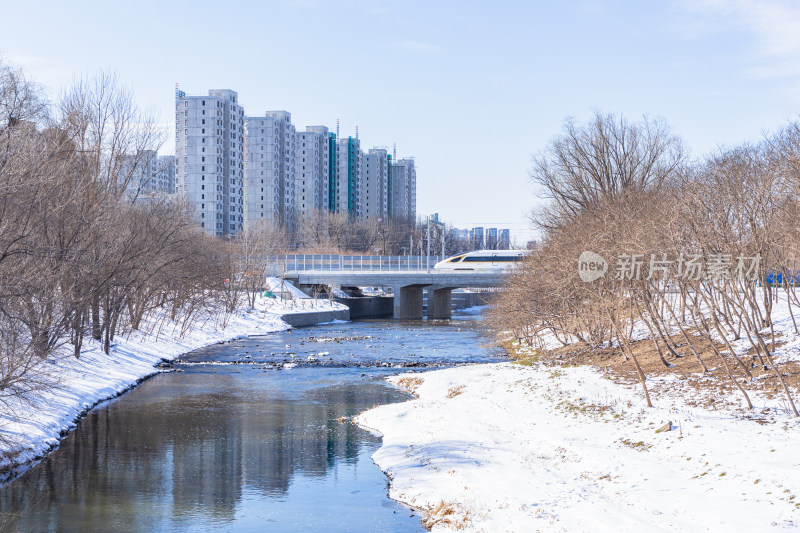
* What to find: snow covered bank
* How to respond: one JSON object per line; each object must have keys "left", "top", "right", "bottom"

{"left": 356, "top": 362, "right": 800, "bottom": 531}
{"left": 0, "top": 290, "right": 346, "bottom": 479}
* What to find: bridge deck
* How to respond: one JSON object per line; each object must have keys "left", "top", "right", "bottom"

{"left": 287, "top": 270, "right": 506, "bottom": 288}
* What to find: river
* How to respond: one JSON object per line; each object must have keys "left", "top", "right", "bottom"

{"left": 0, "top": 313, "right": 503, "bottom": 532}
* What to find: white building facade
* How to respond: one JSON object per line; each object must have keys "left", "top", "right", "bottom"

{"left": 244, "top": 111, "right": 297, "bottom": 232}
{"left": 398, "top": 158, "right": 416, "bottom": 223}
{"left": 335, "top": 136, "right": 362, "bottom": 218}
{"left": 295, "top": 125, "right": 329, "bottom": 219}
{"left": 362, "top": 148, "right": 389, "bottom": 219}
{"left": 175, "top": 88, "right": 245, "bottom": 237}
{"left": 156, "top": 155, "right": 176, "bottom": 194}
{"left": 389, "top": 160, "right": 408, "bottom": 221}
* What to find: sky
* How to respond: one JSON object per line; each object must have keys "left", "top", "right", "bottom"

{"left": 3, "top": 0, "right": 800, "bottom": 244}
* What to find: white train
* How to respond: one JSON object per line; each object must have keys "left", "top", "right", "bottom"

{"left": 434, "top": 250, "right": 528, "bottom": 271}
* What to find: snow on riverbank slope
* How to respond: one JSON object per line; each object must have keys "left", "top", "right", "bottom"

{"left": 0, "top": 292, "right": 345, "bottom": 478}
{"left": 356, "top": 362, "right": 800, "bottom": 532}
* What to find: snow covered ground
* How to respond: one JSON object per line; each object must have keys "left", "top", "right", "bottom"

{"left": 357, "top": 362, "right": 800, "bottom": 531}
{"left": 358, "top": 290, "right": 800, "bottom": 532}
{"left": 0, "top": 281, "right": 346, "bottom": 479}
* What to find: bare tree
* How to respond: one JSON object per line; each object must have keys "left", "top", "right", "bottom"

{"left": 530, "top": 111, "right": 686, "bottom": 230}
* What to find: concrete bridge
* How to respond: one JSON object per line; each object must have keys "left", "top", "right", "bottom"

{"left": 285, "top": 269, "right": 505, "bottom": 319}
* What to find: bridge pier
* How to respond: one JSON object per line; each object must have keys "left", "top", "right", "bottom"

{"left": 289, "top": 270, "right": 504, "bottom": 320}
{"left": 426, "top": 286, "right": 453, "bottom": 319}
{"left": 392, "top": 284, "right": 426, "bottom": 319}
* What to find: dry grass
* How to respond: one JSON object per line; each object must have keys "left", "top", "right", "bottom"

{"left": 422, "top": 500, "right": 472, "bottom": 530}
{"left": 396, "top": 376, "right": 424, "bottom": 394}
{"left": 446, "top": 385, "right": 465, "bottom": 398}
{"left": 507, "top": 331, "right": 800, "bottom": 411}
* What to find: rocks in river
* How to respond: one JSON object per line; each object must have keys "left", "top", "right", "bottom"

{"left": 302, "top": 335, "right": 374, "bottom": 343}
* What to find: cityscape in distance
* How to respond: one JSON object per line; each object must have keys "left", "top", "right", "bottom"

{"left": 130, "top": 85, "right": 513, "bottom": 250}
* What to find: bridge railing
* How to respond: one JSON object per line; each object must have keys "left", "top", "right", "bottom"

{"left": 266, "top": 255, "right": 445, "bottom": 273}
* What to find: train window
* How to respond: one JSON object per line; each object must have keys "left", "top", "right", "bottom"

{"left": 462, "top": 256, "right": 522, "bottom": 262}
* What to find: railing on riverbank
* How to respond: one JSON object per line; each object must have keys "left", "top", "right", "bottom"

{"left": 267, "top": 255, "right": 445, "bottom": 274}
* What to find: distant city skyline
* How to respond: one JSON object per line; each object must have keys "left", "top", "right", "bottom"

{"left": 4, "top": 1, "right": 800, "bottom": 242}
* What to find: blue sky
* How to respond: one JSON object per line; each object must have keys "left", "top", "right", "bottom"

{"left": 3, "top": 0, "right": 800, "bottom": 243}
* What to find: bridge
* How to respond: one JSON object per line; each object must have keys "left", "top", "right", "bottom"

{"left": 268, "top": 255, "right": 506, "bottom": 319}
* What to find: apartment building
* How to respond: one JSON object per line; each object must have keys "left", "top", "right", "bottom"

{"left": 295, "top": 125, "right": 330, "bottom": 218}
{"left": 362, "top": 148, "right": 389, "bottom": 219}
{"left": 175, "top": 88, "right": 245, "bottom": 237}
{"left": 335, "top": 136, "right": 362, "bottom": 218}
{"left": 244, "top": 111, "right": 296, "bottom": 232}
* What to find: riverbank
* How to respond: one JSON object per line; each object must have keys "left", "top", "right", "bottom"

{"left": 356, "top": 290, "right": 800, "bottom": 531}
{"left": 357, "top": 360, "right": 800, "bottom": 531}
{"left": 0, "top": 291, "right": 347, "bottom": 480}
{"left": 357, "top": 295, "right": 800, "bottom": 531}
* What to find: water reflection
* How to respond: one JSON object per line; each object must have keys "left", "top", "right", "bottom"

{"left": 1, "top": 315, "right": 500, "bottom": 532}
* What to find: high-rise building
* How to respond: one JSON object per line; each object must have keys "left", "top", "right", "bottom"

{"left": 123, "top": 149, "right": 158, "bottom": 196}
{"left": 499, "top": 228, "right": 511, "bottom": 249}
{"left": 335, "top": 136, "right": 362, "bottom": 218}
{"left": 389, "top": 160, "right": 408, "bottom": 221}
{"left": 362, "top": 148, "right": 389, "bottom": 219}
{"left": 327, "top": 132, "right": 337, "bottom": 212}
{"left": 487, "top": 227, "right": 499, "bottom": 249}
{"left": 295, "top": 126, "right": 329, "bottom": 219}
{"left": 244, "top": 111, "right": 296, "bottom": 231}
{"left": 389, "top": 158, "right": 416, "bottom": 222}
{"left": 123, "top": 151, "right": 175, "bottom": 199}
{"left": 175, "top": 88, "right": 418, "bottom": 233}
{"left": 175, "top": 88, "right": 245, "bottom": 237}
{"left": 398, "top": 158, "right": 416, "bottom": 223}
{"left": 157, "top": 155, "right": 176, "bottom": 194}
{"left": 471, "top": 227, "right": 485, "bottom": 249}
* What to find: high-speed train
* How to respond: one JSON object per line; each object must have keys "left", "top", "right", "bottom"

{"left": 434, "top": 250, "right": 529, "bottom": 271}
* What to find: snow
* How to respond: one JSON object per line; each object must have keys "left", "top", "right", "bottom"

{"left": 357, "top": 362, "right": 800, "bottom": 531}
{"left": 457, "top": 305, "right": 490, "bottom": 315}
{"left": 264, "top": 276, "right": 312, "bottom": 300}
{"left": 314, "top": 318, "right": 351, "bottom": 325}
{"left": 330, "top": 288, "right": 350, "bottom": 298}
{"left": 357, "top": 292, "right": 800, "bottom": 531}
{"left": 0, "top": 292, "right": 344, "bottom": 478}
